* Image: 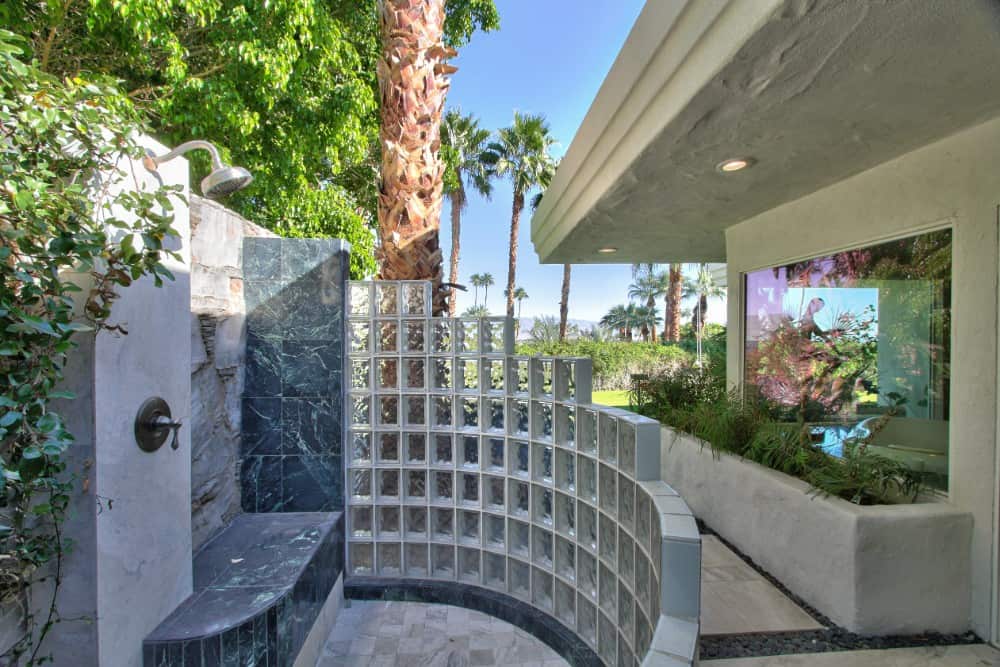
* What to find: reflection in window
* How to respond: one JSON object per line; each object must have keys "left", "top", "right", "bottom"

{"left": 743, "top": 230, "right": 951, "bottom": 490}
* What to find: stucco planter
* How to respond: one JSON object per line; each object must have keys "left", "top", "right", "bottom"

{"left": 659, "top": 426, "right": 973, "bottom": 636}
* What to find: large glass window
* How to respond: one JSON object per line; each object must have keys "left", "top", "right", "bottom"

{"left": 743, "top": 230, "right": 952, "bottom": 490}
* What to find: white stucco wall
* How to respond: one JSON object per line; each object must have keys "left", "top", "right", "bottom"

{"left": 724, "top": 116, "right": 1000, "bottom": 639}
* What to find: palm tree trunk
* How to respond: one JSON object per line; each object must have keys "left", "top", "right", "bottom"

{"left": 666, "top": 263, "right": 683, "bottom": 341}
{"left": 559, "top": 263, "right": 571, "bottom": 341}
{"left": 505, "top": 192, "right": 524, "bottom": 318}
{"left": 447, "top": 187, "right": 464, "bottom": 316}
{"left": 646, "top": 294, "right": 657, "bottom": 342}
{"left": 376, "top": 0, "right": 455, "bottom": 314}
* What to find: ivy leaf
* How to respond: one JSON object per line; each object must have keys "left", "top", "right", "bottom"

{"left": 0, "top": 411, "right": 21, "bottom": 427}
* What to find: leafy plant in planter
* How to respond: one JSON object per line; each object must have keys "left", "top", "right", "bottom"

{"left": 0, "top": 30, "right": 179, "bottom": 663}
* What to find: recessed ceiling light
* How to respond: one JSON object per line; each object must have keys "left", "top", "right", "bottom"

{"left": 717, "top": 157, "right": 755, "bottom": 173}
{"left": 597, "top": 247, "right": 617, "bottom": 254}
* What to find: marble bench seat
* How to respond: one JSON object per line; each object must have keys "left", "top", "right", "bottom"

{"left": 144, "top": 512, "right": 344, "bottom": 667}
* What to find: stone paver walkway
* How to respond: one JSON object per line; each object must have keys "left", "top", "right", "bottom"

{"left": 703, "top": 644, "right": 1000, "bottom": 666}
{"left": 316, "top": 600, "right": 568, "bottom": 667}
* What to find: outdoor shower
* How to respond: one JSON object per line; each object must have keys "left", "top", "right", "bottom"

{"left": 142, "top": 139, "right": 253, "bottom": 198}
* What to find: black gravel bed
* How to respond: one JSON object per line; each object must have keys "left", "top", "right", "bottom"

{"left": 696, "top": 520, "right": 982, "bottom": 660}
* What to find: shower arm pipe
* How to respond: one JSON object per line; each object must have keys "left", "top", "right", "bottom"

{"left": 143, "top": 140, "right": 225, "bottom": 171}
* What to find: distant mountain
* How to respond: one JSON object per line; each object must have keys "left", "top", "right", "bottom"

{"left": 514, "top": 316, "right": 601, "bottom": 341}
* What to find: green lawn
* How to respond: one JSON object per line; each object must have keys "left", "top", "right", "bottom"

{"left": 591, "top": 389, "right": 630, "bottom": 409}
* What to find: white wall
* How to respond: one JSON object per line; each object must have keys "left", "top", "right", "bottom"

{"left": 725, "top": 116, "right": 1000, "bottom": 639}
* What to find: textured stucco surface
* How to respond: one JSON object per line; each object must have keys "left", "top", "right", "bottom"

{"left": 660, "top": 428, "right": 973, "bottom": 635}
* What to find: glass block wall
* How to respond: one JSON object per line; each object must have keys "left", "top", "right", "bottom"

{"left": 345, "top": 280, "right": 699, "bottom": 666}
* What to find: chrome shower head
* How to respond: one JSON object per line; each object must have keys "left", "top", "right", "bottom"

{"left": 143, "top": 139, "right": 253, "bottom": 199}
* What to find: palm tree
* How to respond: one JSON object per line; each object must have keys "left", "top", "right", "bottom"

{"left": 442, "top": 110, "right": 493, "bottom": 315}
{"left": 462, "top": 304, "right": 490, "bottom": 317}
{"left": 664, "top": 264, "right": 684, "bottom": 342}
{"left": 512, "top": 287, "right": 529, "bottom": 318}
{"left": 469, "top": 273, "right": 486, "bottom": 305}
{"left": 632, "top": 305, "right": 662, "bottom": 342}
{"left": 683, "top": 264, "right": 726, "bottom": 366}
{"left": 484, "top": 112, "right": 557, "bottom": 317}
{"left": 481, "top": 272, "right": 495, "bottom": 306}
{"left": 559, "top": 264, "right": 572, "bottom": 342}
{"left": 375, "top": 0, "right": 455, "bottom": 313}
{"left": 623, "top": 304, "right": 642, "bottom": 342}
{"left": 628, "top": 266, "right": 665, "bottom": 342}
{"left": 600, "top": 304, "right": 630, "bottom": 340}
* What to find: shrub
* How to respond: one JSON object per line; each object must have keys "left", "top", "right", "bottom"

{"left": 515, "top": 340, "right": 692, "bottom": 391}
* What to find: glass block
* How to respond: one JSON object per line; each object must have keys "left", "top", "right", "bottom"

{"left": 618, "top": 474, "right": 635, "bottom": 533}
{"left": 405, "top": 506, "right": 427, "bottom": 539}
{"left": 485, "top": 475, "right": 505, "bottom": 511}
{"left": 482, "top": 319, "right": 506, "bottom": 354}
{"left": 459, "top": 546, "right": 481, "bottom": 583}
{"left": 510, "top": 358, "right": 530, "bottom": 394}
{"left": 634, "top": 608, "right": 652, "bottom": 658}
{"left": 459, "top": 510, "right": 480, "bottom": 546}
{"left": 508, "top": 558, "right": 530, "bottom": 599}
{"left": 555, "top": 404, "right": 576, "bottom": 447}
{"left": 378, "top": 358, "right": 399, "bottom": 390}
{"left": 461, "top": 435, "right": 480, "bottom": 469}
{"left": 487, "top": 399, "right": 504, "bottom": 432}
{"left": 532, "top": 525, "right": 553, "bottom": 568}
{"left": 578, "top": 596, "right": 598, "bottom": 646}
{"left": 532, "top": 567, "right": 553, "bottom": 610}
{"left": 351, "top": 394, "right": 371, "bottom": 427}
{"left": 432, "top": 471, "right": 453, "bottom": 503}
{"left": 431, "top": 543, "right": 455, "bottom": 578}
{"left": 532, "top": 359, "right": 554, "bottom": 397}
{"left": 599, "top": 512, "right": 616, "bottom": 565}
{"left": 555, "top": 449, "right": 575, "bottom": 493}
{"left": 532, "top": 444, "right": 553, "bottom": 484}
{"left": 532, "top": 401, "right": 553, "bottom": 441}
{"left": 432, "top": 434, "right": 453, "bottom": 466}
{"left": 406, "top": 542, "right": 429, "bottom": 577}
{"left": 620, "top": 423, "right": 636, "bottom": 476}
{"left": 378, "top": 506, "right": 400, "bottom": 538}
{"left": 378, "top": 542, "right": 402, "bottom": 576}
{"left": 351, "top": 431, "right": 372, "bottom": 464}
{"left": 532, "top": 486, "right": 553, "bottom": 526}
{"left": 578, "top": 408, "right": 598, "bottom": 454}
{"left": 458, "top": 319, "right": 479, "bottom": 353}
{"left": 618, "top": 636, "right": 634, "bottom": 667}
{"left": 460, "top": 397, "right": 479, "bottom": 430}
{"left": 376, "top": 320, "right": 398, "bottom": 353}
{"left": 509, "top": 480, "right": 529, "bottom": 518}
{"left": 377, "top": 432, "right": 400, "bottom": 463}
{"left": 431, "top": 357, "right": 453, "bottom": 391}
{"left": 599, "top": 464, "right": 617, "bottom": 516}
{"left": 403, "top": 320, "right": 426, "bottom": 353}
{"left": 555, "top": 579, "right": 575, "bottom": 628}
{"left": 599, "top": 562, "right": 617, "bottom": 615}
{"left": 636, "top": 491, "right": 652, "bottom": 557}
{"left": 376, "top": 283, "right": 399, "bottom": 315}
{"left": 635, "top": 553, "right": 651, "bottom": 614}
{"left": 578, "top": 549, "right": 598, "bottom": 601}
{"left": 485, "top": 513, "right": 505, "bottom": 550}
{"left": 578, "top": 502, "right": 598, "bottom": 552}
{"left": 481, "top": 438, "right": 502, "bottom": 473}
{"left": 350, "top": 506, "right": 373, "bottom": 538}
{"left": 509, "top": 440, "right": 529, "bottom": 477}
{"left": 484, "top": 358, "right": 505, "bottom": 392}
{"left": 432, "top": 320, "right": 453, "bottom": 353}
{"left": 618, "top": 581, "right": 635, "bottom": 649}
{"left": 578, "top": 456, "right": 597, "bottom": 502}
{"left": 406, "top": 470, "right": 426, "bottom": 500}
{"left": 403, "top": 358, "right": 426, "bottom": 390}
{"left": 555, "top": 535, "right": 575, "bottom": 582}
{"left": 432, "top": 396, "right": 453, "bottom": 429}
{"left": 352, "top": 469, "right": 372, "bottom": 500}
{"left": 484, "top": 551, "right": 506, "bottom": 590}
{"left": 555, "top": 492, "right": 575, "bottom": 537}
{"left": 619, "top": 532, "right": 634, "bottom": 588}
{"left": 349, "top": 282, "right": 372, "bottom": 316}
{"left": 404, "top": 395, "right": 426, "bottom": 426}
{"left": 377, "top": 396, "right": 399, "bottom": 427}
{"left": 599, "top": 413, "right": 617, "bottom": 464}
{"left": 651, "top": 505, "right": 662, "bottom": 581}
{"left": 510, "top": 399, "right": 529, "bottom": 436}
{"left": 405, "top": 433, "right": 426, "bottom": 464}
{"left": 350, "top": 542, "right": 373, "bottom": 576}
{"left": 460, "top": 358, "right": 479, "bottom": 391}
{"left": 460, "top": 473, "right": 480, "bottom": 506}
{"left": 555, "top": 360, "right": 577, "bottom": 401}
{"left": 598, "top": 612, "right": 616, "bottom": 665}
{"left": 508, "top": 519, "right": 530, "bottom": 558}
{"left": 402, "top": 282, "right": 427, "bottom": 316}
{"left": 432, "top": 508, "right": 454, "bottom": 541}
{"left": 378, "top": 470, "right": 400, "bottom": 501}
{"left": 349, "top": 320, "right": 371, "bottom": 354}
{"left": 351, "top": 359, "right": 371, "bottom": 390}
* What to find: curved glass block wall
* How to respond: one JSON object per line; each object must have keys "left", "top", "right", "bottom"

{"left": 346, "top": 281, "right": 700, "bottom": 666}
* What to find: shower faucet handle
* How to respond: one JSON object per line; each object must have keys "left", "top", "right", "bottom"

{"left": 151, "top": 415, "right": 183, "bottom": 450}
{"left": 134, "top": 397, "right": 182, "bottom": 452}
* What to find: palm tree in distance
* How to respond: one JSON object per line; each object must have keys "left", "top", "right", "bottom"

{"left": 628, "top": 266, "right": 665, "bottom": 342}
{"left": 601, "top": 304, "right": 629, "bottom": 340}
{"left": 462, "top": 304, "right": 490, "bottom": 317}
{"left": 632, "top": 305, "right": 662, "bottom": 343}
{"left": 441, "top": 110, "right": 494, "bottom": 316}
{"left": 484, "top": 112, "right": 558, "bottom": 317}
{"left": 481, "top": 272, "right": 495, "bottom": 307}
{"left": 469, "top": 273, "right": 486, "bottom": 305}
{"left": 664, "top": 264, "right": 684, "bottom": 342}
{"left": 684, "top": 264, "right": 726, "bottom": 366}
{"left": 512, "top": 287, "right": 529, "bottom": 318}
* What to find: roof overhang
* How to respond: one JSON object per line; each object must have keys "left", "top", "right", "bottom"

{"left": 532, "top": 0, "right": 1000, "bottom": 264}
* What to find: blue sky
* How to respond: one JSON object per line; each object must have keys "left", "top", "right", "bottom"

{"left": 441, "top": 1, "right": 727, "bottom": 325}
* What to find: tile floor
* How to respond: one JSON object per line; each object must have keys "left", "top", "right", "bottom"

{"left": 703, "top": 644, "right": 1000, "bottom": 666}
{"left": 316, "top": 600, "right": 568, "bottom": 667}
